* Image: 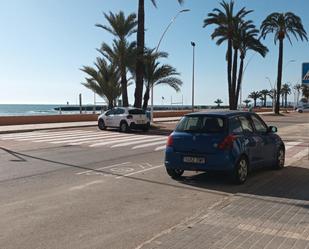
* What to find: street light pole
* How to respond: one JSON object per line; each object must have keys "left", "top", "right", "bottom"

{"left": 266, "top": 76, "right": 275, "bottom": 113}
{"left": 150, "top": 9, "right": 190, "bottom": 123}
{"left": 191, "top": 41, "right": 196, "bottom": 112}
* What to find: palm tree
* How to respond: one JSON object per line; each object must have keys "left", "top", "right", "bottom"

{"left": 96, "top": 11, "right": 137, "bottom": 107}
{"left": 235, "top": 26, "right": 268, "bottom": 107}
{"left": 214, "top": 99, "right": 223, "bottom": 107}
{"left": 261, "top": 12, "right": 308, "bottom": 114}
{"left": 81, "top": 58, "right": 121, "bottom": 109}
{"left": 302, "top": 84, "right": 309, "bottom": 101}
{"left": 281, "top": 83, "right": 291, "bottom": 108}
{"left": 98, "top": 39, "right": 136, "bottom": 107}
{"left": 141, "top": 49, "right": 183, "bottom": 109}
{"left": 259, "top": 89, "right": 269, "bottom": 107}
{"left": 134, "top": 0, "right": 184, "bottom": 108}
{"left": 267, "top": 89, "right": 276, "bottom": 108}
{"left": 248, "top": 91, "right": 261, "bottom": 107}
{"left": 203, "top": 0, "right": 252, "bottom": 109}
{"left": 293, "top": 84, "right": 302, "bottom": 106}
{"left": 243, "top": 99, "right": 251, "bottom": 107}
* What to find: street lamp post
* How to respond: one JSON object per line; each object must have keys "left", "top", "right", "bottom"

{"left": 191, "top": 41, "right": 196, "bottom": 112}
{"left": 150, "top": 9, "right": 190, "bottom": 123}
{"left": 239, "top": 53, "right": 256, "bottom": 110}
{"left": 266, "top": 77, "right": 275, "bottom": 113}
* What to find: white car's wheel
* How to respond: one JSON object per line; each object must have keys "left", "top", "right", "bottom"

{"left": 120, "top": 121, "right": 129, "bottom": 132}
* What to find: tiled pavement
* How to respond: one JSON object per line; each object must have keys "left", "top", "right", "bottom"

{"left": 138, "top": 157, "right": 309, "bottom": 249}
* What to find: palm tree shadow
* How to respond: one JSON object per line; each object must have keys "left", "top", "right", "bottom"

{"left": 178, "top": 166, "right": 309, "bottom": 203}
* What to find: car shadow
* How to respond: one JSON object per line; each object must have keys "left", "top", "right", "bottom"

{"left": 177, "top": 165, "right": 309, "bottom": 202}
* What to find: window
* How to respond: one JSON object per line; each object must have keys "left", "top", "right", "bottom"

{"left": 229, "top": 117, "right": 243, "bottom": 134}
{"left": 251, "top": 115, "right": 267, "bottom": 133}
{"left": 105, "top": 110, "right": 114, "bottom": 116}
{"left": 129, "top": 109, "right": 146, "bottom": 115}
{"left": 176, "top": 116, "right": 225, "bottom": 133}
{"left": 238, "top": 116, "right": 253, "bottom": 133}
{"left": 114, "top": 108, "right": 125, "bottom": 115}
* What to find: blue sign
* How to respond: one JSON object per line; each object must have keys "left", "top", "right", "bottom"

{"left": 302, "top": 63, "right": 309, "bottom": 84}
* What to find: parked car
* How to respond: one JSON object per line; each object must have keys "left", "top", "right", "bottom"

{"left": 165, "top": 111, "right": 285, "bottom": 184}
{"left": 296, "top": 105, "right": 309, "bottom": 113}
{"left": 98, "top": 107, "right": 150, "bottom": 132}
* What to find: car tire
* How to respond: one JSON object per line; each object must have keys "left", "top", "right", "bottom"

{"left": 98, "top": 119, "right": 106, "bottom": 130}
{"left": 273, "top": 146, "right": 285, "bottom": 170}
{"left": 166, "top": 168, "right": 184, "bottom": 179}
{"left": 232, "top": 156, "right": 248, "bottom": 184}
{"left": 120, "top": 121, "right": 129, "bottom": 133}
{"left": 142, "top": 122, "right": 150, "bottom": 132}
{"left": 298, "top": 110, "right": 303, "bottom": 113}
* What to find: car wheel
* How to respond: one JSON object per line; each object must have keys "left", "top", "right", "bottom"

{"left": 273, "top": 146, "right": 285, "bottom": 170}
{"left": 98, "top": 119, "right": 106, "bottom": 130}
{"left": 142, "top": 122, "right": 150, "bottom": 132}
{"left": 166, "top": 168, "right": 184, "bottom": 179}
{"left": 120, "top": 121, "right": 129, "bottom": 132}
{"left": 298, "top": 110, "right": 303, "bottom": 113}
{"left": 232, "top": 156, "right": 248, "bottom": 184}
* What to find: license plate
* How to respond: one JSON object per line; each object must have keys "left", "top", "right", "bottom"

{"left": 183, "top": 156, "right": 205, "bottom": 164}
{"left": 136, "top": 120, "right": 145, "bottom": 124}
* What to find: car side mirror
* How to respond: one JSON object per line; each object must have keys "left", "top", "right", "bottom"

{"left": 268, "top": 126, "right": 277, "bottom": 133}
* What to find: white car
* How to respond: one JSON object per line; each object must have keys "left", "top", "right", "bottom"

{"left": 98, "top": 107, "right": 150, "bottom": 132}
{"left": 296, "top": 105, "right": 309, "bottom": 113}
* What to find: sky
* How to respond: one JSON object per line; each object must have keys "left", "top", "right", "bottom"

{"left": 0, "top": 0, "right": 308, "bottom": 106}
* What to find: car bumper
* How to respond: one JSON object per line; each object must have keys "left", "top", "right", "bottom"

{"left": 129, "top": 122, "right": 150, "bottom": 130}
{"left": 164, "top": 147, "right": 235, "bottom": 172}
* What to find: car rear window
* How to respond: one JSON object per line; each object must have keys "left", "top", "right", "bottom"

{"left": 128, "top": 109, "right": 146, "bottom": 115}
{"left": 176, "top": 116, "right": 226, "bottom": 133}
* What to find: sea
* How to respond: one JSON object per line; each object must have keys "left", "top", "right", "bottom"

{"left": 0, "top": 104, "right": 216, "bottom": 116}
{"left": 0, "top": 104, "right": 64, "bottom": 116}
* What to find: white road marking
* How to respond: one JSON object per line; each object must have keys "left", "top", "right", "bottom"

{"left": 8, "top": 131, "right": 95, "bottom": 141}
{"left": 154, "top": 145, "right": 166, "bottom": 151}
{"left": 48, "top": 133, "right": 132, "bottom": 144}
{"left": 76, "top": 162, "right": 130, "bottom": 175}
{"left": 63, "top": 133, "right": 134, "bottom": 144}
{"left": 89, "top": 135, "right": 161, "bottom": 147}
{"left": 285, "top": 141, "right": 302, "bottom": 150}
{"left": 116, "top": 165, "right": 163, "bottom": 179}
{"left": 112, "top": 137, "right": 165, "bottom": 148}
{"left": 286, "top": 148, "right": 308, "bottom": 165}
{"left": 51, "top": 134, "right": 134, "bottom": 147}
{"left": 69, "top": 180, "right": 104, "bottom": 191}
{"left": 26, "top": 132, "right": 104, "bottom": 142}
{"left": 0, "top": 130, "right": 89, "bottom": 139}
{"left": 132, "top": 140, "right": 166, "bottom": 149}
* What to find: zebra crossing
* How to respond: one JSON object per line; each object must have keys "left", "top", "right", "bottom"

{"left": 0, "top": 130, "right": 167, "bottom": 151}
{"left": 0, "top": 130, "right": 307, "bottom": 161}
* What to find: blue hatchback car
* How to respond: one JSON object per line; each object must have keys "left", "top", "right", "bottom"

{"left": 165, "top": 111, "right": 285, "bottom": 184}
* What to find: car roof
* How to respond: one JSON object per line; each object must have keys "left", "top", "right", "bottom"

{"left": 185, "top": 110, "right": 252, "bottom": 117}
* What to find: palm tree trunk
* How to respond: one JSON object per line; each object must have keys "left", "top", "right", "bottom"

{"left": 275, "top": 38, "right": 284, "bottom": 114}
{"left": 254, "top": 98, "right": 257, "bottom": 108}
{"left": 142, "top": 85, "right": 150, "bottom": 110}
{"left": 264, "top": 94, "right": 267, "bottom": 107}
{"left": 231, "top": 47, "right": 238, "bottom": 110}
{"left": 285, "top": 93, "right": 287, "bottom": 108}
{"left": 134, "top": 0, "right": 145, "bottom": 108}
{"left": 227, "top": 39, "right": 233, "bottom": 110}
{"left": 121, "top": 70, "right": 129, "bottom": 107}
{"left": 235, "top": 55, "right": 244, "bottom": 109}
{"left": 108, "top": 99, "right": 114, "bottom": 109}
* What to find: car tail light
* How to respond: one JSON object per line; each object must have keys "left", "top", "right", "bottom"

{"left": 127, "top": 115, "right": 133, "bottom": 119}
{"left": 166, "top": 135, "right": 173, "bottom": 147}
{"left": 218, "top": 134, "right": 236, "bottom": 150}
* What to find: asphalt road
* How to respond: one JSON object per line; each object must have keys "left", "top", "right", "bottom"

{"left": 0, "top": 112, "right": 308, "bottom": 249}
